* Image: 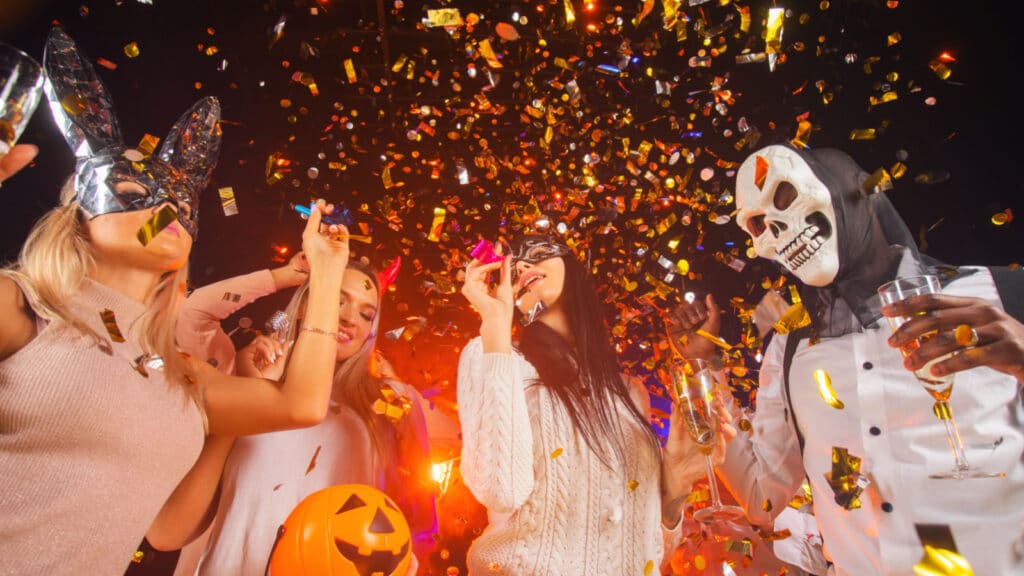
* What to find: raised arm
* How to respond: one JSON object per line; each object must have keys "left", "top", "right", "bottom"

{"left": 716, "top": 334, "right": 808, "bottom": 528}
{"left": 176, "top": 251, "right": 307, "bottom": 362}
{"left": 199, "top": 201, "right": 348, "bottom": 435}
{"left": 144, "top": 335, "right": 289, "bottom": 551}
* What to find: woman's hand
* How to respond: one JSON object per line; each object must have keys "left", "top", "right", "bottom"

{"left": 883, "top": 293, "right": 1024, "bottom": 383}
{"left": 300, "top": 200, "right": 349, "bottom": 278}
{"left": 460, "top": 251, "right": 514, "bottom": 353}
{"left": 665, "top": 294, "right": 722, "bottom": 362}
{"left": 236, "top": 335, "right": 287, "bottom": 380}
{"left": 0, "top": 143, "right": 37, "bottom": 184}
{"left": 270, "top": 250, "right": 310, "bottom": 290}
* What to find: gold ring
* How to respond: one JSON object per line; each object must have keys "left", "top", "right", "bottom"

{"left": 954, "top": 324, "right": 979, "bottom": 347}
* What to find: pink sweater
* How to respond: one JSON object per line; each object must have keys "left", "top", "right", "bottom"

{"left": 0, "top": 276, "right": 205, "bottom": 575}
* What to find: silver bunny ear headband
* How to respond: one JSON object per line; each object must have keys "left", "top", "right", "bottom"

{"left": 42, "top": 27, "right": 222, "bottom": 238}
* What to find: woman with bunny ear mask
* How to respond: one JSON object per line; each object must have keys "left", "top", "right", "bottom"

{"left": 0, "top": 28, "right": 351, "bottom": 575}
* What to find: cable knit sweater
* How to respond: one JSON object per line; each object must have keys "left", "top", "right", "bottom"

{"left": 0, "top": 275, "right": 205, "bottom": 576}
{"left": 457, "top": 337, "right": 682, "bottom": 576}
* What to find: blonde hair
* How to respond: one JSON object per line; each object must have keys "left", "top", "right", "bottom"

{"left": 280, "top": 262, "right": 388, "bottom": 440}
{"left": 3, "top": 176, "right": 192, "bottom": 394}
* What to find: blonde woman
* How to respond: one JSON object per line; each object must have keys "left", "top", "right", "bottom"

{"left": 173, "top": 260, "right": 436, "bottom": 575}
{"left": 0, "top": 28, "right": 350, "bottom": 574}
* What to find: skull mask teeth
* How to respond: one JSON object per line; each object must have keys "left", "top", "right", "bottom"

{"left": 735, "top": 145, "right": 840, "bottom": 287}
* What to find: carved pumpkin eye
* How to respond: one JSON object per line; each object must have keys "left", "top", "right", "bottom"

{"left": 269, "top": 483, "right": 413, "bottom": 576}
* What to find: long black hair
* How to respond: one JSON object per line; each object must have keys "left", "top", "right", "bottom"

{"left": 511, "top": 235, "right": 660, "bottom": 465}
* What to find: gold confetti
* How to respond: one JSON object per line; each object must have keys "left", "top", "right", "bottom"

{"left": 725, "top": 538, "right": 753, "bottom": 556}
{"left": 774, "top": 300, "right": 811, "bottom": 334}
{"left": 825, "top": 447, "right": 868, "bottom": 510}
{"left": 815, "top": 369, "right": 845, "bottom": 409}
{"left": 765, "top": 7, "right": 785, "bottom": 71}
{"left": 696, "top": 329, "right": 732, "bottom": 350}
{"left": 928, "top": 59, "right": 952, "bottom": 80}
{"left": 427, "top": 206, "right": 446, "bottom": 242}
{"left": 550, "top": 447, "right": 564, "bottom": 459}
{"left": 343, "top": 58, "right": 357, "bottom": 84}
{"left": 477, "top": 39, "right": 503, "bottom": 69}
{"left": 849, "top": 128, "right": 878, "bottom": 140}
{"left": 914, "top": 525, "right": 974, "bottom": 576}
{"left": 305, "top": 445, "right": 321, "bottom": 475}
{"left": 136, "top": 134, "right": 160, "bottom": 157}
{"left": 754, "top": 155, "right": 769, "bottom": 189}
{"left": 991, "top": 209, "right": 1013, "bottom": 226}
{"left": 627, "top": 479, "right": 639, "bottom": 492}
{"left": 131, "top": 550, "right": 145, "bottom": 564}
{"left": 863, "top": 167, "right": 894, "bottom": 194}
{"left": 100, "top": 309, "right": 126, "bottom": 343}
{"left": 136, "top": 205, "right": 178, "bottom": 246}
{"left": 123, "top": 41, "right": 140, "bottom": 58}
{"left": 563, "top": 0, "right": 576, "bottom": 26}
{"left": 372, "top": 383, "right": 413, "bottom": 425}
{"left": 426, "top": 8, "right": 463, "bottom": 28}
{"left": 913, "top": 545, "right": 974, "bottom": 576}
{"left": 218, "top": 187, "right": 238, "bottom": 217}
{"left": 644, "top": 560, "right": 654, "bottom": 575}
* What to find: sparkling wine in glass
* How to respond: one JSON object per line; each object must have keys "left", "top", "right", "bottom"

{"left": 0, "top": 43, "right": 45, "bottom": 158}
{"left": 669, "top": 357, "right": 746, "bottom": 523}
{"left": 877, "top": 275, "right": 1002, "bottom": 480}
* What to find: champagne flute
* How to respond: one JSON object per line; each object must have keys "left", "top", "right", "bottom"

{"left": 877, "top": 275, "right": 1002, "bottom": 480}
{"left": 0, "top": 43, "right": 45, "bottom": 158}
{"left": 669, "top": 357, "right": 746, "bottom": 523}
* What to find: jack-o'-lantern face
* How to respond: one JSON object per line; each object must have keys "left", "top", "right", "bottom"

{"left": 269, "top": 484, "right": 412, "bottom": 576}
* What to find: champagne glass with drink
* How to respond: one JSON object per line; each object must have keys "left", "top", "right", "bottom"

{"left": 669, "top": 357, "right": 746, "bottom": 523}
{"left": 877, "top": 275, "right": 1002, "bottom": 480}
{"left": 0, "top": 43, "right": 44, "bottom": 159}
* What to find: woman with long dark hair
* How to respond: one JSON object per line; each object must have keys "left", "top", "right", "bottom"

{"left": 457, "top": 234, "right": 730, "bottom": 575}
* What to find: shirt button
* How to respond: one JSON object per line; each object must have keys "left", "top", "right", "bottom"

{"left": 881, "top": 502, "right": 894, "bottom": 513}
{"left": 862, "top": 361, "right": 874, "bottom": 370}
{"left": 869, "top": 426, "right": 881, "bottom": 436}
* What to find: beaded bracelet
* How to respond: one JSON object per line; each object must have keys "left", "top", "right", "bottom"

{"left": 301, "top": 326, "right": 339, "bottom": 338}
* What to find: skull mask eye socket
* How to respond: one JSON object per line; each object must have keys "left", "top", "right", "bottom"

{"left": 746, "top": 214, "right": 767, "bottom": 237}
{"left": 773, "top": 181, "right": 798, "bottom": 210}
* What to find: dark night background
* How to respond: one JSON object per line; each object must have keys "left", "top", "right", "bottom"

{"left": 1, "top": 0, "right": 1022, "bottom": 573}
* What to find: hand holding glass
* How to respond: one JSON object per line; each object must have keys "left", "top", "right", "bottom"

{"left": 0, "top": 43, "right": 44, "bottom": 158}
{"left": 877, "top": 275, "right": 1002, "bottom": 480}
{"left": 669, "top": 358, "right": 745, "bottom": 522}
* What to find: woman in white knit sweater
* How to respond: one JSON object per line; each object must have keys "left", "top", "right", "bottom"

{"left": 457, "top": 234, "right": 733, "bottom": 575}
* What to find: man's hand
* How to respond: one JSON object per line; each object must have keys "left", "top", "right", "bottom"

{"left": 883, "top": 293, "right": 1024, "bottom": 383}
{"left": 665, "top": 293, "right": 722, "bottom": 361}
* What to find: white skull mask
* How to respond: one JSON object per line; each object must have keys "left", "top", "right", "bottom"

{"left": 735, "top": 145, "right": 839, "bottom": 286}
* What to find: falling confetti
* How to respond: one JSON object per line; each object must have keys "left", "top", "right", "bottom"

{"left": 136, "top": 205, "right": 178, "bottom": 246}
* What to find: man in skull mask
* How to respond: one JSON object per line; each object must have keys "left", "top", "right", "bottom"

{"left": 679, "top": 142, "right": 1024, "bottom": 575}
